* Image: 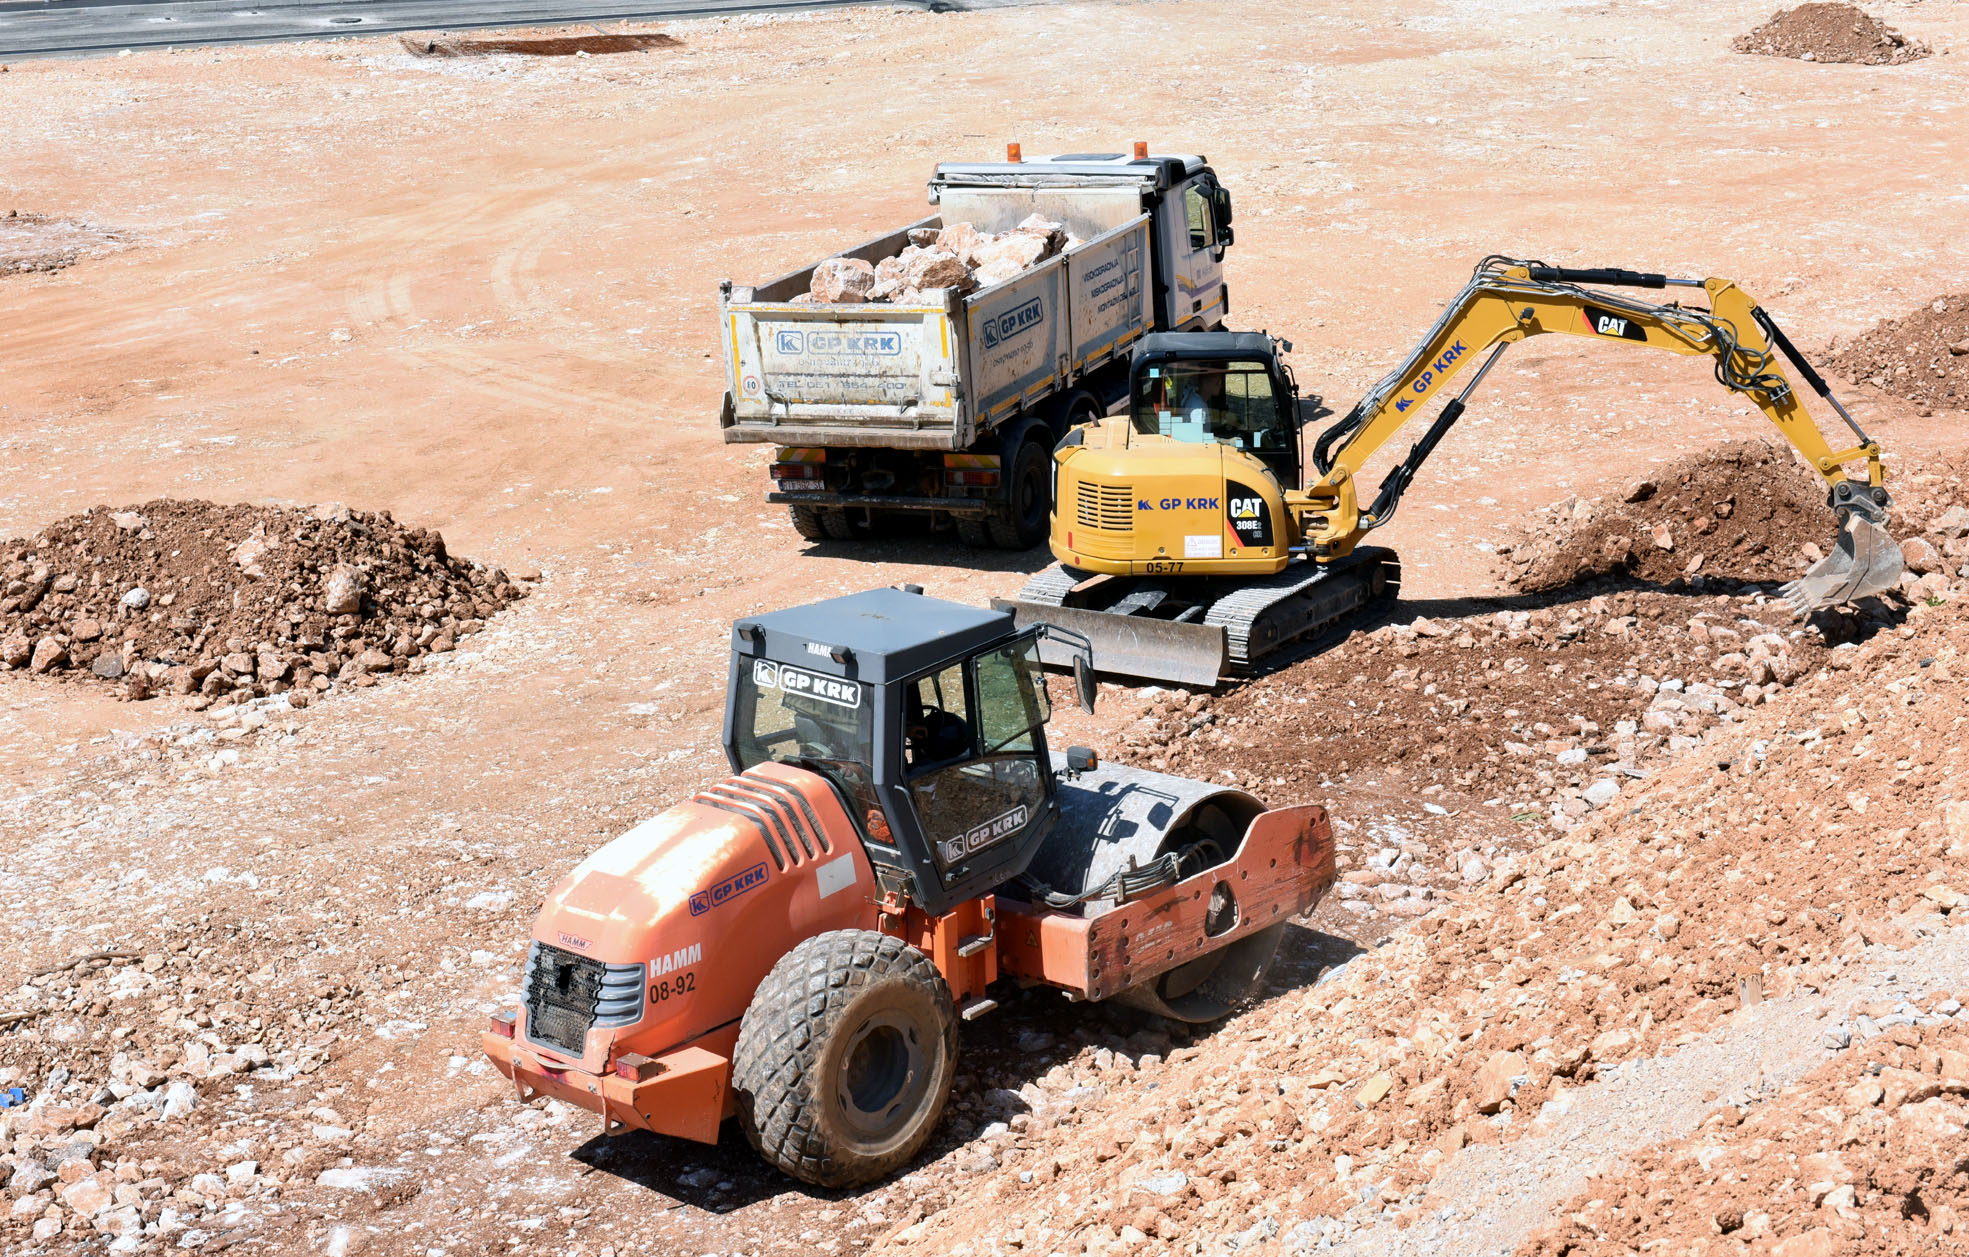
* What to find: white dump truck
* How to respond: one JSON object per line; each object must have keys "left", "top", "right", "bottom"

{"left": 718, "top": 148, "right": 1237, "bottom": 548}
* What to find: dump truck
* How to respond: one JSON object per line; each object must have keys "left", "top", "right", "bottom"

{"left": 718, "top": 145, "right": 1238, "bottom": 549}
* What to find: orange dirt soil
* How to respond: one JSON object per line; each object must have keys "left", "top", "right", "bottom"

{"left": 1, "top": 1, "right": 1967, "bottom": 1254}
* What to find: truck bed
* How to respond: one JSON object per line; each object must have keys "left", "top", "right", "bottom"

{"left": 720, "top": 211, "right": 1150, "bottom": 451}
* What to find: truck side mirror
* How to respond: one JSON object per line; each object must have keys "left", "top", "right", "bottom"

{"left": 1073, "top": 655, "right": 1098, "bottom": 714}
{"left": 1213, "top": 186, "right": 1234, "bottom": 227}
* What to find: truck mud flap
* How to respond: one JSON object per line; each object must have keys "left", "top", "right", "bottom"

{"left": 991, "top": 596, "right": 1227, "bottom": 689}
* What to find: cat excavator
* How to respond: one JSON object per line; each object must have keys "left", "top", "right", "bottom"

{"left": 999, "top": 255, "right": 1904, "bottom": 685}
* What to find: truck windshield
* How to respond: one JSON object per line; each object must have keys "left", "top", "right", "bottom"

{"left": 731, "top": 659, "right": 873, "bottom": 772}
{"left": 1133, "top": 361, "right": 1284, "bottom": 453}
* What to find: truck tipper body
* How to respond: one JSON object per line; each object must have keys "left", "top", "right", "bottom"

{"left": 718, "top": 150, "right": 1237, "bottom": 548}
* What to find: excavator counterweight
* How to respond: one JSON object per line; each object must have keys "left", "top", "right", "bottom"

{"left": 1012, "top": 257, "right": 1903, "bottom": 685}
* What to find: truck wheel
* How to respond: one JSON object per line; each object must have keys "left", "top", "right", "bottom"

{"left": 788, "top": 505, "right": 831, "bottom": 541}
{"left": 987, "top": 438, "right": 1052, "bottom": 550}
{"left": 732, "top": 930, "right": 958, "bottom": 1188}
{"left": 952, "top": 514, "right": 992, "bottom": 547}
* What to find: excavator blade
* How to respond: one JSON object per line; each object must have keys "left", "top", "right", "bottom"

{"left": 995, "top": 597, "right": 1228, "bottom": 689}
{"left": 1780, "top": 513, "right": 1904, "bottom": 617}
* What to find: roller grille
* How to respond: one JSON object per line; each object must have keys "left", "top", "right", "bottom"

{"left": 522, "top": 942, "right": 644, "bottom": 1057}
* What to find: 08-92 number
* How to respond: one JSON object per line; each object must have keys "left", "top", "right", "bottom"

{"left": 650, "top": 971, "right": 697, "bottom": 1003}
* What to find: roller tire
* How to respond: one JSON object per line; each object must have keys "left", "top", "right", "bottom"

{"left": 732, "top": 930, "right": 958, "bottom": 1188}
{"left": 987, "top": 437, "right": 1053, "bottom": 550}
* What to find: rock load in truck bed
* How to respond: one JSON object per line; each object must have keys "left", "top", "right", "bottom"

{"left": 1731, "top": 2, "right": 1930, "bottom": 64}
{"left": 0, "top": 499, "right": 529, "bottom": 704}
{"left": 801, "top": 214, "right": 1082, "bottom": 305}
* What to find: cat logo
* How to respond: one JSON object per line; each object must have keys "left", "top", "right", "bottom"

{"left": 1229, "top": 497, "right": 1263, "bottom": 520}
{"left": 1583, "top": 303, "right": 1648, "bottom": 342}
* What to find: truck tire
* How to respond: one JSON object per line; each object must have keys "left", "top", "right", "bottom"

{"left": 732, "top": 929, "right": 958, "bottom": 1188}
{"left": 788, "top": 505, "right": 831, "bottom": 541}
{"left": 988, "top": 437, "right": 1052, "bottom": 550}
{"left": 952, "top": 514, "right": 992, "bottom": 547}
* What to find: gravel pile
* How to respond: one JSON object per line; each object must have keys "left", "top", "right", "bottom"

{"left": 1828, "top": 293, "right": 1969, "bottom": 414}
{"left": 1497, "top": 440, "right": 1833, "bottom": 594}
{"left": 1732, "top": 2, "right": 1930, "bottom": 64}
{"left": 0, "top": 499, "right": 530, "bottom": 705}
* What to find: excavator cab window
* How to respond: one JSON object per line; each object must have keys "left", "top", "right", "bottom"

{"left": 1134, "top": 361, "right": 1289, "bottom": 460}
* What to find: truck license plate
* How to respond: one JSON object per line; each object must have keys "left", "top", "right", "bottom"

{"left": 778, "top": 481, "right": 827, "bottom": 492}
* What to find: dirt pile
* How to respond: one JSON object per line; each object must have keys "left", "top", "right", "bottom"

{"left": 1497, "top": 440, "right": 1833, "bottom": 594}
{"left": 0, "top": 212, "right": 125, "bottom": 277}
{"left": 0, "top": 499, "right": 529, "bottom": 704}
{"left": 1828, "top": 293, "right": 1969, "bottom": 414}
{"left": 880, "top": 592, "right": 1969, "bottom": 1255}
{"left": 1731, "top": 3, "right": 1930, "bottom": 64}
{"left": 801, "top": 215, "right": 1081, "bottom": 306}
{"left": 1523, "top": 1016, "right": 1969, "bottom": 1256}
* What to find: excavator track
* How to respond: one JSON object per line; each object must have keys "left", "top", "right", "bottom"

{"left": 996, "top": 548, "right": 1399, "bottom": 686}
{"left": 1205, "top": 548, "right": 1399, "bottom": 672}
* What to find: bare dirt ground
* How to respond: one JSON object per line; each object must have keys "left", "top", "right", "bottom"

{"left": 2, "top": 0, "right": 1968, "bottom": 1254}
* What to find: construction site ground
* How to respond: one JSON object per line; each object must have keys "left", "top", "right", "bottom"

{"left": 3, "top": 1, "right": 1968, "bottom": 1254}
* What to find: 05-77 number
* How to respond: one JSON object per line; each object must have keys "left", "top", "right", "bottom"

{"left": 650, "top": 971, "right": 697, "bottom": 1003}
{"left": 1143, "top": 560, "right": 1185, "bottom": 574}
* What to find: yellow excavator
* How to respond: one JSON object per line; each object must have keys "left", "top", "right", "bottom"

{"left": 999, "top": 256, "right": 1903, "bottom": 685}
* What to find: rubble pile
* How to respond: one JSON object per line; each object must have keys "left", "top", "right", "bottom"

{"left": 1828, "top": 293, "right": 1969, "bottom": 414}
{"left": 1731, "top": 2, "right": 1931, "bottom": 64}
{"left": 1524, "top": 1017, "right": 1969, "bottom": 1255}
{"left": 872, "top": 448, "right": 1969, "bottom": 1256}
{"left": 1498, "top": 440, "right": 1834, "bottom": 594}
{"left": 0, "top": 499, "right": 530, "bottom": 705}
{"left": 879, "top": 591, "right": 1969, "bottom": 1255}
{"left": 802, "top": 215, "right": 1080, "bottom": 306}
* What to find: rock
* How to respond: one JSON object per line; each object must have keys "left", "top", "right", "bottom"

{"left": 1590, "top": 1027, "right": 1641, "bottom": 1061}
{"left": 1623, "top": 479, "right": 1657, "bottom": 504}
{"left": 322, "top": 564, "right": 365, "bottom": 616}
{"left": 809, "top": 256, "right": 877, "bottom": 303}
{"left": 224, "top": 1160, "right": 257, "bottom": 1187}
{"left": 1355, "top": 1073, "right": 1394, "bottom": 1107}
{"left": 91, "top": 654, "right": 125, "bottom": 680}
{"left": 354, "top": 647, "right": 394, "bottom": 674}
{"left": 934, "top": 220, "right": 987, "bottom": 261}
{"left": 2, "top": 634, "right": 31, "bottom": 668}
{"left": 1473, "top": 1050, "right": 1526, "bottom": 1114}
{"left": 971, "top": 232, "right": 1051, "bottom": 287}
{"left": 8, "top": 1159, "right": 54, "bottom": 1199}
{"left": 1129, "top": 1170, "right": 1188, "bottom": 1197}
{"left": 1583, "top": 778, "right": 1621, "bottom": 809}
{"left": 1650, "top": 522, "right": 1675, "bottom": 552}
{"left": 511, "top": 562, "right": 543, "bottom": 582}
{"left": 902, "top": 247, "right": 971, "bottom": 293}
{"left": 160, "top": 1082, "right": 196, "bottom": 1120}
{"left": 59, "top": 1174, "right": 113, "bottom": 1218}
{"left": 906, "top": 227, "right": 939, "bottom": 248}
{"left": 311, "top": 501, "right": 352, "bottom": 523}
{"left": 1655, "top": 913, "right": 1681, "bottom": 940}
{"left": 1902, "top": 536, "right": 1944, "bottom": 575}
{"left": 1771, "top": 1227, "right": 1840, "bottom": 1257}
{"left": 119, "top": 587, "right": 150, "bottom": 610}
{"left": 109, "top": 510, "right": 146, "bottom": 532}
{"left": 233, "top": 528, "right": 276, "bottom": 576}
{"left": 29, "top": 636, "right": 68, "bottom": 673}
{"left": 71, "top": 618, "right": 102, "bottom": 643}
{"left": 1930, "top": 506, "right": 1969, "bottom": 540}
{"left": 1459, "top": 855, "right": 1489, "bottom": 884}
{"left": 316, "top": 1166, "right": 406, "bottom": 1192}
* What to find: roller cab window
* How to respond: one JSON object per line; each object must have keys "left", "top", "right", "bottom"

{"left": 905, "top": 639, "right": 1050, "bottom": 877}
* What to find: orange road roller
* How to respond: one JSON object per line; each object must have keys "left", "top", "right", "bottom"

{"left": 483, "top": 587, "right": 1335, "bottom": 1186}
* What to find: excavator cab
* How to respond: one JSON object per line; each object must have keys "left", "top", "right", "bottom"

{"left": 1128, "top": 331, "right": 1302, "bottom": 483}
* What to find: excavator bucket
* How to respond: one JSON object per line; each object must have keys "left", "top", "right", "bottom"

{"left": 1781, "top": 513, "right": 1904, "bottom": 617}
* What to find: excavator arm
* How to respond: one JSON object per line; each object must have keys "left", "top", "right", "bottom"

{"left": 1296, "top": 257, "right": 1900, "bottom": 613}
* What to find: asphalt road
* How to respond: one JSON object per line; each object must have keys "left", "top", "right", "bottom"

{"left": 0, "top": 0, "right": 977, "bottom": 60}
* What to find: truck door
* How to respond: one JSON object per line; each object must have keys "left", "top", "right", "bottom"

{"left": 1169, "top": 176, "right": 1229, "bottom": 330}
